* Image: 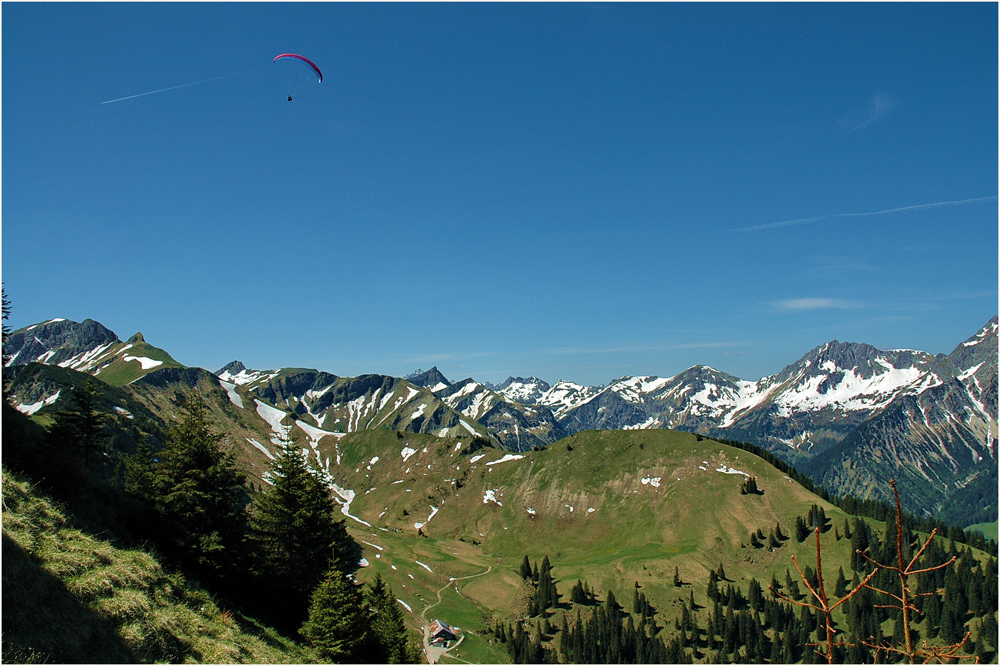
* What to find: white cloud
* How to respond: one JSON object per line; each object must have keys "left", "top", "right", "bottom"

{"left": 772, "top": 298, "right": 861, "bottom": 311}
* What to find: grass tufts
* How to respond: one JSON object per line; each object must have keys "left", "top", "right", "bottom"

{"left": 2, "top": 466, "right": 309, "bottom": 663}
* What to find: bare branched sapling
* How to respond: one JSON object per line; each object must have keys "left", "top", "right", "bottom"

{"left": 856, "top": 479, "right": 974, "bottom": 664}
{"left": 770, "top": 525, "right": 878, "bottom": 664}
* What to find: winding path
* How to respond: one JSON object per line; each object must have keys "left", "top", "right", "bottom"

{"left": 420, "top": 565, "right": 493, "bottom": 620}
{"left": 420, "top": 566, "right": 492, "bottom": 664}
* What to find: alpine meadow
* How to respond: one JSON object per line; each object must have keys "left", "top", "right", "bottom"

{"left": 2, "top": 3, "right": 997, "bottom": 665}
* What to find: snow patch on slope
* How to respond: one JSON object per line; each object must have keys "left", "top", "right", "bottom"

{"left": 255, "top": 400, "right": 292, "bottom": 441}
{"left": 16, "top": 390, "right": 61, "bottom": 415}
{"left": 220, "top": 381, "right": 243, "bottom": 408}
{"left": 123, "top": 355, "right": 163, "bottom": 370}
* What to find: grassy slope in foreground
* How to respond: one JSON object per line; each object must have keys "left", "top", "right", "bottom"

{"left": 1, "top": 468, "right": 308, "bottom": 664}
{"left": 331, "top": 429, "right": 884, "bottom": 661}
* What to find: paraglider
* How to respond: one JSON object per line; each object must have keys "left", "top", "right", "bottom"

{"left": 274, "top": 53, "right": 322, "bottom": 101}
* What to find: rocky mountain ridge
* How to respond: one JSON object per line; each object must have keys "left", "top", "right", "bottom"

{"left": 4, "top": 315, "right": 996, "bottom": 519}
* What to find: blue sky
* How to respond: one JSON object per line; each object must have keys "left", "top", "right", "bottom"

{"left": 3, "top": 3, "right": 997, "bottom": 386}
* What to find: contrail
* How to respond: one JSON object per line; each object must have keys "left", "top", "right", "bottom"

{"left": 733, "top": 195, "right": 997, "bottom": 232}
{"left": 101, "top": 71, "right": 251, "bottom": 104}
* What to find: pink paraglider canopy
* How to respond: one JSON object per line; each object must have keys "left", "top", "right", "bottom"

{"left": 273, "top": 53, "right": 322, "bottom": 83}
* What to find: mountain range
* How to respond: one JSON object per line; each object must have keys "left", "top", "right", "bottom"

{"left": 5, "top": 315, "right": 996, "bottom": 523}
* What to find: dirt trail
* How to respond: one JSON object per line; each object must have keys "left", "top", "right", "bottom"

{"left": 420, "top": 565, "right": 492, "bottom": 620}
{"left": 420, "top": 565, "right": 492, "bottom": 664}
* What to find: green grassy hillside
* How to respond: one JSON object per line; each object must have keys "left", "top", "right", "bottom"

{"left": 92, "top": 335, "right": 184, "bottom": 386}
{"left": 311, "top": 430, "right": 871, "bottom": 658}
{"left": 1, "top": 467, "right": 308, "bottom": 664}
{"left": 323, "top": 428, "right": 997, "bottom": 663}
{"left": 970, "top": 521, "right": 999, "bottom": 542}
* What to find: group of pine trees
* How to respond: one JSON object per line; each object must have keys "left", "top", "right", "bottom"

{"left": 519, "top": 554, "right": 560, "bottom": 617}
{"left": 495, "top": 519, "right": 997, "bottom": 665}
{"left": 748, "top": 521, "right": 788, "bottom": 550}
{"left": 740, "top": 475, "right": 763, "bottom": 495}
{"left": 3, "top": 353, "right": 420, "bottom": 664}
{"left": 704, "top": 524, "right": 998, "bottom": 663}
{"left": 119, "top": 398, "right": 419, "bottom": 661}
{"left": 500, "top": 556, "right": 687, "bottom": 663}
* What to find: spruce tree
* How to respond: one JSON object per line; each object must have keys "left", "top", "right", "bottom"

{"left": 834, "top": 566, "right": 848, "bottom": 598}
{"left": 520, "top": 555, "right": 532, "bottom": 580}
{"left": 300, "top": 559, "right": 368, "bottom": 662}
{"left": 51, "top": 376, "right": 109, "bottom": 467}
{"left": 365, "top": 573, "right": 419, "bottom": 663}
{"left": 122, "top": 436, "right": 157, "bottom": 503}
{"left": 605, "top": 589, "right": 619, "bottom": 615}
{"left": 153, "top": 397, "right": 248, "bottom": 580}
{"left": 747, "top": 578, "right": 763, "bottom": 611}
{"left": 249, "top": 434, "right": 348, "bottom": 606}
{"left": 795, "top": 515, "right": 810, "bottom": 542}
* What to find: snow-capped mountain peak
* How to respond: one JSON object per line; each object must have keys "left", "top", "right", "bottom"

{"left": 493, "top": 376, "right": 552, "bottom": 404}
{"left": 537, "top": 380, "right": 605, "bottom": 419}
{"left": 216, "top": 361, "right": 279, "bottom": 386}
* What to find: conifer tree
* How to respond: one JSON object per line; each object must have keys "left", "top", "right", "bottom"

{"left": 747, "top": 578, "right": 763, "bottom": 612}
{"left": 605, "top": 589, "right": 619, "bottom": 615}
{"left": 796, "top": 515, "right": 810, "bottom": 542}
{"left": 153, "top": 397, "right": 248, "bottom": 580}
{"left": 364, "top": 573, "right": 420, "bottom": 663}
{"left": 122, "top": 436, "right": 156, "bottom": 503}
{"left": 300, "top": 559, "right": 368, "bottom": 662}
{"left": 520, "top": 555, "right": 532, "bottom": 580}
{"left": 51, "top": 376, "right": 109, "bottom": 467}
{"left": 707, "top": 570, "right": 719, "bottom": 601}
{"left": 249, "top": 434, "right": 350, "bottom": 607}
